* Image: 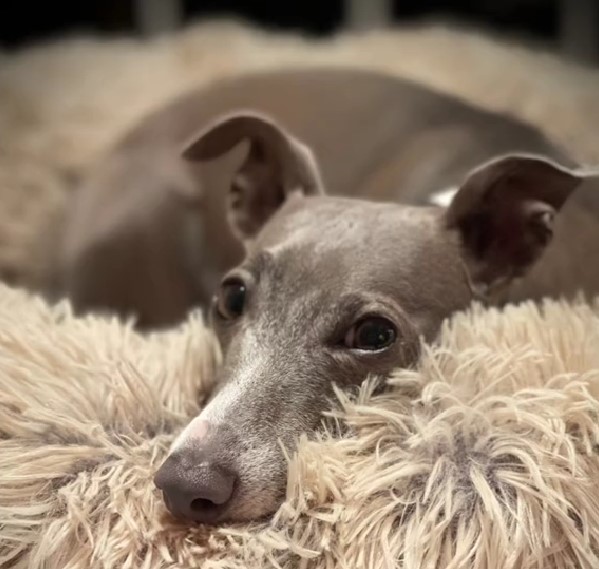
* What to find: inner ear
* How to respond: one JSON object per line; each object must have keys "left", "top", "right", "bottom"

{"left": 182, "top": 111, "right": 324, "bottom": 241}
{"left": 446, "top": 154, "right": 586, "bottom": 298}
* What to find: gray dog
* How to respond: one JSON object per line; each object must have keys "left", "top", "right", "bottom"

{"left": 59, "top": 68, "right": 599, "bottom": 523}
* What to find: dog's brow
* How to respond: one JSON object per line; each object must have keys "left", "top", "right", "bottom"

{"left": 245, "top": 250, "right": 274, "bottom": 274}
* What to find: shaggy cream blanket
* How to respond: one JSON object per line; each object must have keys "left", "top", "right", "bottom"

{"left": 2, "top": 19, "right": 599, "bottom": 569}
{"left": 1, "top": 285, "right": 599, "bottom": 568}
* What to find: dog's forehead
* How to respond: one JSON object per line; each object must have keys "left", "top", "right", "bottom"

{"left": 244, "top": 196, "right": 451, "bottom": 311}
{"left": 257, "top": 196, "right": 437, "bottom": 256}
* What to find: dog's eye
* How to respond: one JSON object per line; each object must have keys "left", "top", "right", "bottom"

{"left": 216, "top": 279, "right": 246, "bottom": 320}
{"left": 345, "top": 317, "right": 396, "bottom": 351}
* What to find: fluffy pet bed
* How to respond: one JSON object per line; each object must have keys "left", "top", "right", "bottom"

{"left": 1, "top": 284, "right": 599, "bottom": 568}
{"left": 2, "top": 18, "right": 599, "bottom": 569}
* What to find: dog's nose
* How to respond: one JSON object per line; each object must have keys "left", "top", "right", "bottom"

{"left": 154, "top": 450, "right": 236, "bottom": 523}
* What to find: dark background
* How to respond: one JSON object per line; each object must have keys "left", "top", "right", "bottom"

{"left": 0, "top": 1, "right": 557, "bottom": 45}
{"left": 0, "top": 1, "right": 597, "bottom": 64}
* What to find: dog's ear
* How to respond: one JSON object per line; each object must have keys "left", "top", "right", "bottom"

{"left": 446, "top": 154, "right": 586, "bottom": 298}
{"left": 182, "top": 111, "right": 324, "bottom": 240}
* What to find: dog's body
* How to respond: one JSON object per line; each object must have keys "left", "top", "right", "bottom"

{"left": 59, "top": 68, "right": 599, "bottom": 524}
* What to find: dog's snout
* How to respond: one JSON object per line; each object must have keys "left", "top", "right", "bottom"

{"left": 154, "top": 448, "right": 236, "bottom": 523}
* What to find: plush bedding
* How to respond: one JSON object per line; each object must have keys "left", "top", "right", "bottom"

{"left": 1, "top": 284, "right": 599, "bottom": 568}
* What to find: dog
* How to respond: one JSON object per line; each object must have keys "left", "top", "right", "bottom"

{"left": 58, "top": 68, "right": 599, "bottom": 523}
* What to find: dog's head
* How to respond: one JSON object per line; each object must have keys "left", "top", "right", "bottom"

{"left": 154, "top": 112, "right": 586, "bottom": 523}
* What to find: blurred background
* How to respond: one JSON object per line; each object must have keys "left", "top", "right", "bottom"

{"left": 1, "top": 0, "right": 598, "bottom": 64}
{"left": 1, "top": 0, "right": 599, "bottom": 298}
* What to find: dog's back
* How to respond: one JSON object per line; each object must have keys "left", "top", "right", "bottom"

{"left": 112, "top": 67, "right": 568, "bottom": 201}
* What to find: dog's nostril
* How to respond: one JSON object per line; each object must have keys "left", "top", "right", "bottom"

{"left": 190, "top": 498, "right": 219, "bottom": 512}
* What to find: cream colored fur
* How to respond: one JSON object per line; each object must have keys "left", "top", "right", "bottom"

{"left": 2, "top": 18, "right": 599, "bottom": 569}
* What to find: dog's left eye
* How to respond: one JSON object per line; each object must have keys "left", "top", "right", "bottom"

{"left": 216, "top": 279, "right": 246, "bottom": 320}
{"left": 344, "top": 317, "right": 397, "bottom": 351}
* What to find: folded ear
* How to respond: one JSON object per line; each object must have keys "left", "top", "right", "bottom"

{"left": 182, "top": 111, "right": 324, "bottom": 240}
{"left": 445, "top": 154, "right": 586, "bottom": 298}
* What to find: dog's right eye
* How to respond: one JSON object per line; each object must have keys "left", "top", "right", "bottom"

{"left": 216, "top": 279, "right": 246, "bottom": 320}
{"left": 344, "top": 317, "right": 397, "bottom": 351}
